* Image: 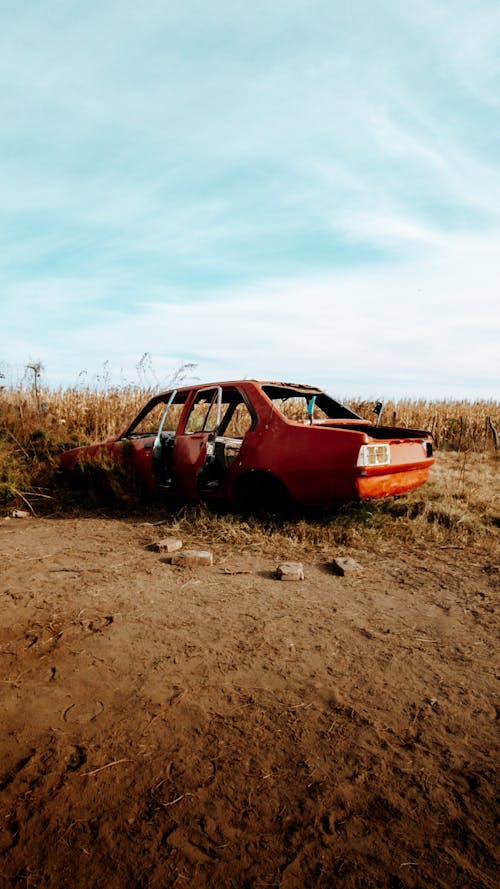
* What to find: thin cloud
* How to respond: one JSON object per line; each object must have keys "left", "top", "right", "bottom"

{"left": 5, "top": 222, "right": 497, "bottom": 400}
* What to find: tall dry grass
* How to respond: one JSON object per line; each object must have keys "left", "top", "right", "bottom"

{"left": 349, "top": 398, "right": 499, "bottom": 452}
{"left": 0, "top": 374, "right": 498, "bottom": 535}
{"left": 1, "top": 382, "right": 498, "bottom": 452}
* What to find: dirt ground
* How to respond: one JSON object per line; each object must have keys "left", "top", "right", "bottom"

{"left": 0, "top": 513, "right": 498, "bottom": 888}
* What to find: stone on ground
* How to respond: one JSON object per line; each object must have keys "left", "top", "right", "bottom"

{"left": 332, "top": 556, "right": 363, "bottom": 576}
{"left": 276, "top": 561, "right": 304, "bottom": 581}
{"left": 171, "top": 549, "right": 213, "bottom": 567}
{"left": 152, "top": 537, "right": 183, "bottom": 553}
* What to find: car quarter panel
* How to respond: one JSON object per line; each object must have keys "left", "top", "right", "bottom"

{"left": 223, "top": 388, "right": 434, "bottom": 504}
{"left": 228, "top": 415, "right": 368, "bottom": 503}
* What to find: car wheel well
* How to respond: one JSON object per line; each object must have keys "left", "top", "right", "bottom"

{"left": 234, "top": 471, "right": 290, "bottom": 513}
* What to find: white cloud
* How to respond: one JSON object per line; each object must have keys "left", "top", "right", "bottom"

{"left": 3, "top": 224, "right": 498, "bottom": 399}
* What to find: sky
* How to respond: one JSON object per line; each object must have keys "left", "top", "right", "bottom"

{"left": 1, "top": 0, "right": 499, "bottom": 400}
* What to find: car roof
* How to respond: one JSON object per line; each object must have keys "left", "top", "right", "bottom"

{"left": 158, "top": 380, "right": 324, "bottom": 397}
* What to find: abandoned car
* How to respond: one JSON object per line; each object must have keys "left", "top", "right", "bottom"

{"left": 60, "top": 380, "right": 434, "bottom": 507}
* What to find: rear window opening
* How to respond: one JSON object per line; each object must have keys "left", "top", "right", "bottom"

{"left": 261, "top": 385, "right": 362, "bottom": 422}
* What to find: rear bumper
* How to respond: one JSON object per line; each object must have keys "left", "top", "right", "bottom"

{"left": 355, "top": 465, "right": 432, "bottom": 500}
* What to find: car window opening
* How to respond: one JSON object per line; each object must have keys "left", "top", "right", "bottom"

{"left": 183, "top": 388, "right": 256, "bottom": 491}
{"left": 262, "top": 385, "right": 362, "bottom": 422}
{"left": 124, "top": 391, "right": 188, "bottom": 437}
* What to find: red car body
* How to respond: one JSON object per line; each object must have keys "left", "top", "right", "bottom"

{"left": 60, "top": 380, "right": 434, "bottom": 507}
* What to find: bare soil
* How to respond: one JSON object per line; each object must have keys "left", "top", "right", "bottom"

{"left": 0, "top": 514, "right": 498, "bottom": 888}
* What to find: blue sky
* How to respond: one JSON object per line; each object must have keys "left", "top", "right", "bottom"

{"left": 1, "top": 0, "right": 499, "bottom": 399}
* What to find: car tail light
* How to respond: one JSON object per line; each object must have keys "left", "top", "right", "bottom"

{"left": 356, "top": 443, "right": 391, "bottom": 467}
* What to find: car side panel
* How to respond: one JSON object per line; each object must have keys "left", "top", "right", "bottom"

{"left": 110, "top": 438, "right": 157, "bottom": 494}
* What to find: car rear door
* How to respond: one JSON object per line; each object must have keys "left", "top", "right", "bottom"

{"left": 172, "top": 387, "right": 222, "bottom": 499}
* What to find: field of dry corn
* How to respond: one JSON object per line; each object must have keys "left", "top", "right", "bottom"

{"left": 0, "top": 381, "right": 498, "bottom": 542}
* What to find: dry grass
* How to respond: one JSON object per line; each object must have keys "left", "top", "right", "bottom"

{"left": 0, "top": 378, "right": 498, "bottom": 546}
{"left": 0, "top": 381, "right": 151, "bottom": 508}
{"left": 2, "top": 382, "right": 498, "bottom": 451}
{"left": 382, "top": 450, "right": 499, "bottom": 537}
{"left": 0, "top": 382, "right": 150, "bottom": 444}
{"left": 349, "top": 397, "right": 499, "bottom": 452}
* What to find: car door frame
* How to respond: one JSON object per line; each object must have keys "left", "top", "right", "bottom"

{"left": 172, "top": 386, "right": 223, "bottom": 499}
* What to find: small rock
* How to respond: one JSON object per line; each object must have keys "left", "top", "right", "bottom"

{"left": 332, "top": 557, "right": 363, "bottom": 576}
{"left": 152, "top": 537, "right": 183, "bottom": 553}
{"left": 11, "top": 509, "right": 30, "bottom": 519}
{"left": 170, "top": 549, "right": 213, "bottom": 567}
{"left": 276, "top": 561, "right": 304, "bottom": 581}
